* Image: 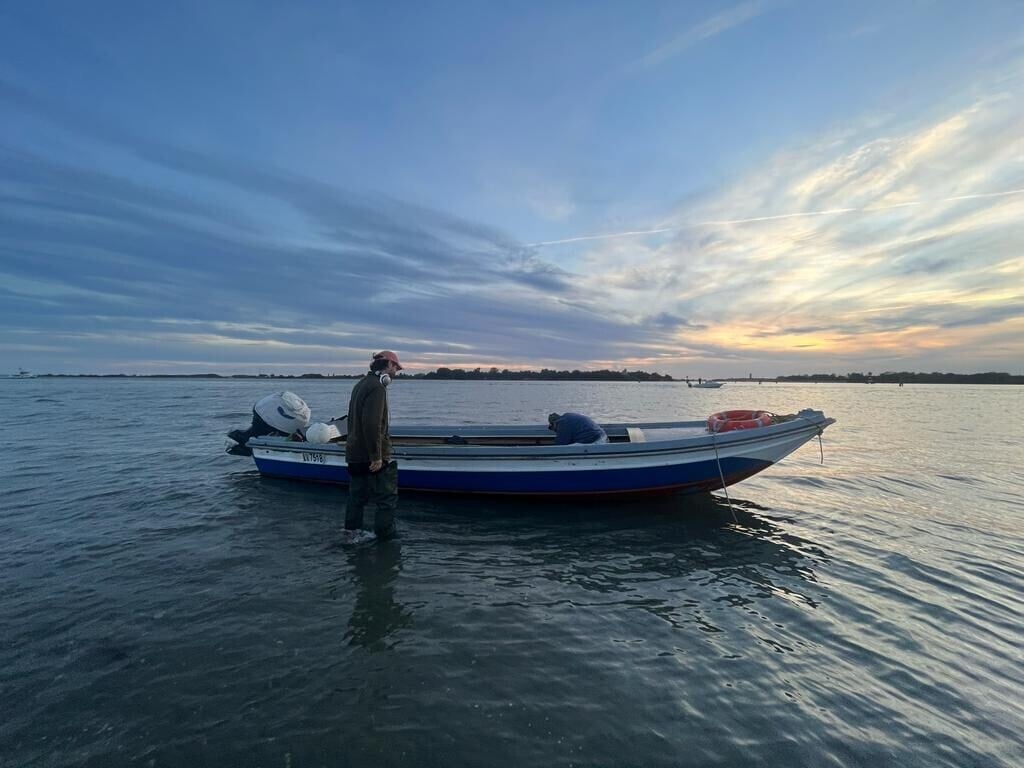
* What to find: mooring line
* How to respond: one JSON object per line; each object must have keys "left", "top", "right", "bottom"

{"left": 710, "top": 430, "right": 738, "bottom": 524}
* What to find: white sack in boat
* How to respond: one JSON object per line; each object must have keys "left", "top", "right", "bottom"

{"left": 305, "top": 422, "right": 342, "bottom": 443}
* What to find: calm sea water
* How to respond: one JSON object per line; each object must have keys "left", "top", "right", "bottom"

{"left": 1, "top": 379, "right": 1022, "bottom": 767}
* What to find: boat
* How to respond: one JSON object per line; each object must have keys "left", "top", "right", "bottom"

{"left": 690, "top": 380, "right": 723, "bottom": 388}
{"left": 232, "top": 408, "right": 835, "bottom": 497}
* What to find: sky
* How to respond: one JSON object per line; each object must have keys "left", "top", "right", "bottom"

{"left": 1, "top": 1, "right": 1022, "bottom": 377}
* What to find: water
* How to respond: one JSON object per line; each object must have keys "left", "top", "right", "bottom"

{"left": 1, "top": 379, "right": 1022, "bottom": 767}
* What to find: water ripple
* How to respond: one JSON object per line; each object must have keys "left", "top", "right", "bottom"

{"left": 0, "top": 379, "right": 1022, "bottom": 767}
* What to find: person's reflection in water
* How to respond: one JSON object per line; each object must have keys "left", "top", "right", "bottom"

{"left": 344, "top": 542, "right": 412, "bottom": 651}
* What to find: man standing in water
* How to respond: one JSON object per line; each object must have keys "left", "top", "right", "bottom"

{"left": 343, "top": 350, "right": 402, "bottom": 544}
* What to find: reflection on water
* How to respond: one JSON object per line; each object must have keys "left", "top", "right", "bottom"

{"left": 396, "top": 491, "right": 828, "bottom": 639}
{"left": 3, "top": 379, "right": 1022, "bottom": 768}
{"left": 343, "top": 542, "right": 412, "bottom": 652}
{"left": 325, "top": 488, "right": 828, "bottom": 664}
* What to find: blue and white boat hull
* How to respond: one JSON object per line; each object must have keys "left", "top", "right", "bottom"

{"left": 246, "top": 409, "right": 834, "bottom": 497}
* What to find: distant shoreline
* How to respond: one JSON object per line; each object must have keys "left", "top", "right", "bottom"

{"left": 9, "top": 371, "right": 1024, "bottom": 384}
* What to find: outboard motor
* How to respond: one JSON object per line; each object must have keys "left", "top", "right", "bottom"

{"left": 226, "top": 391, "right": 311, "bottom": 456}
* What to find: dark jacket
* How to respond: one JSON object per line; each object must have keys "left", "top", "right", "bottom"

{"left": 345, "top": 372, "right": 392, "bottom": 465}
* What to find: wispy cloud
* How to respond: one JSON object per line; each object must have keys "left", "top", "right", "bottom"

{"left": 630, "top": 1, "right": 769, "bottom": 71}
{"left": 0, "top": 79, "right": 679, "bottom": 372}
{"left": 1, "top": 36, "right": 1022, "bottom": 376}
{"left": 846, "top": 23, "right": 882, "bottom": 40}
{"left": 559, "top": 71, "right": 1024, "bottom": 372}
{"left": 527, "top": 188, "right": 1024, "bottom": 247}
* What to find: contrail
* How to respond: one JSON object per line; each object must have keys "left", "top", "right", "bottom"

{"left": 526, "top": 188, "right": 1024, "bottom": 247}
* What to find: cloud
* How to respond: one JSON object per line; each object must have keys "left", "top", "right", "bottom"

{"left": 846, "top": 23, "right": 882, "bottom": 40}
{"left": 0, "top": 83, "right": 696, "bottom": 372}
{"left": 1, "top": 47, "right": 1022, "bottom": 376}
{"left": 644, "top": 312, "right": 706, "bottom": 331}
{"left": 523, "top": 181, "right": 577, "bottom": 222}
{"left": 555, "top": 65, "right": 1024, "bottom": 372}
{"left": 629, "top": 1, "right": 769, "bottom": 71}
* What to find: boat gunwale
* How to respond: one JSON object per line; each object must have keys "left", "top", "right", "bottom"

{"left": 249, "top": 414, "right": 834, "bottom": 461}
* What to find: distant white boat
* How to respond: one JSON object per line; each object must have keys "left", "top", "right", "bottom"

{"left": 690, "top": 380, "right": 723, "bottom": 388}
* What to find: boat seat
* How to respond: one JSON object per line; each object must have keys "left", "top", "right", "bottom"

{"left": 626, "top": 427, "right": 646, "bottom": 443}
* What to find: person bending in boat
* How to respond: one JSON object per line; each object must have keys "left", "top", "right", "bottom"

{"left": 547, "top": 412, "right": 609, "bottom": 445}
{"left": 343, "top": 350, "right": 403, "bottom": 544}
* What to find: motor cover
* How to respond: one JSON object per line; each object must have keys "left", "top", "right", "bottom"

{"left": 254, "top": 391, "right": 311, "bottom": 434}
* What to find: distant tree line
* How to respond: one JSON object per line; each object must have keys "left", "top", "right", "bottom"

{"left": 37, "top": 370, "right": 1020, "bottom": 383}
{"left": 411, "top": 367, "right": 674, "bottom": 382}
{"left": 36, "top": 369, "right": 674, "bottom": 381}
{"left": 776, "top": 371, "right": 1024, "bottom": 384}
{"left": 40, "top": 373, "right": 229, "bottom": 379}
{"left": 38, "top": 372, "right": 364, "bottom": 379}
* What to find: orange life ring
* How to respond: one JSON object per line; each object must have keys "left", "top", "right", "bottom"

{"left": 707, "top": 410, "right": 775, "bottom": 433}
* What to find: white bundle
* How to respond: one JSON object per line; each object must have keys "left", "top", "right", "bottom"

{"left": 305, "top": 422, "right": 341, "bottom": 443}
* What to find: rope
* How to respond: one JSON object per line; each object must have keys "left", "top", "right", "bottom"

{"left": 710, "top": 431, "right": 738, "bottom": 524}
{"left": 818, "top": 428, "right": 824, "bottom": 464}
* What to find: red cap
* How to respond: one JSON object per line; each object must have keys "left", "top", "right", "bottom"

{"left": 373, "top": 350, "right": 403, "bottom": 370}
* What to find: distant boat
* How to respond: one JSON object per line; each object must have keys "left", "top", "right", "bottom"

{"left": 691, "top": 380, "right": 724, "bottom": 389}
{"left": 11, "top": 369, "right": 35, "bottom": 379}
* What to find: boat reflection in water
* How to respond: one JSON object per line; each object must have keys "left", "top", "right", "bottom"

{"left": 338, "top": 490, "right": 829, "bottom": 650}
